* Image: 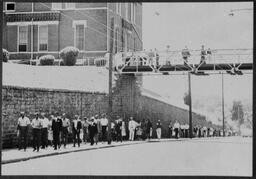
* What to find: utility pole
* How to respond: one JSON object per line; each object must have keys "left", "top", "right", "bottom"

{"left": 107, "top": 17, "right": 114, "bottom": 144}
{"left": 222, "top": 72, "right": 225, "bottom": 137}
{"left": 30, "top": 2, "right": 34, "bottom": 64}
{"left": 188, "top": 72, "right": 193, "bottom": 138}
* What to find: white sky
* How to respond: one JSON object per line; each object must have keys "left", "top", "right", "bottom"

{"left": 141, "top": 2, "right": 253, "bottom": 122}
{"left": 142, "top": 2, "right": 253, "bottom": 51}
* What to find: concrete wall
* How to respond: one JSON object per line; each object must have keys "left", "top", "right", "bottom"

{"left": 1, "top": 86, "right": 108, "bottom": 148}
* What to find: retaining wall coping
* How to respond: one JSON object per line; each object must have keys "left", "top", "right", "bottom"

{"left": 2, "top": 85, "right": 108, "bottom": 95}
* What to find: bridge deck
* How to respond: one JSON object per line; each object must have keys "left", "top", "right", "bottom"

{"left": 117, "top": 63, "right": 252, "bottom": 73}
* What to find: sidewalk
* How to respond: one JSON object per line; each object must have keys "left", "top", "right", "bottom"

{"left": 1, "top": 140, "right": 146, "bottom": 165}
{"left": 1, "top": 137, "right": 224, "bottom": 165}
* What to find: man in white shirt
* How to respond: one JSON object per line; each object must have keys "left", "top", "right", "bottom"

{"left": 72, "top": 115, "right": 82, "bottom": 147}
{"left": 128, "top": 117, "right": 136, "bottom": 141}
{"left": 100, "top": 113, "right": 108, "bottom": 143}
{"left": 17, "top": 111, "right": 30, "bottom": 151}
{"left": 40, "top": 112, "right": 49, "bottom": 149}
{"left": 61, "top": 113, "right": 70, "bottom": 148}
{"left": 173, "top": 120, "right": 180, "bottom": 139}
{"left": 31, "top": 112, "right": 43, "bottom": 152}
{"left": 184, "top": 123, "right": 189, "bottom": 138}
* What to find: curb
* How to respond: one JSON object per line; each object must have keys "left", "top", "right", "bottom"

{"left": 1, "top": 141, "right": 146, "bottom": 165}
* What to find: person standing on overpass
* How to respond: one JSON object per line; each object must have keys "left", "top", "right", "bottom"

{"left": 200, "top": 45, "right": 206, "bottom": 64}
{"left": 181, "top": 46, "right": 191, "bottom": 65}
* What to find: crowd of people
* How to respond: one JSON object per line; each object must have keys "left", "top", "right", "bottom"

{"left": 17, "top": 111, "right": 223, "bottom": 152}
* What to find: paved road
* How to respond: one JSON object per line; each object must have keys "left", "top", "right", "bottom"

{"left": 2, "top": 137, "right": 252, "bottom": 176}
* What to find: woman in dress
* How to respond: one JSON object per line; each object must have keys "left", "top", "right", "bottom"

{"left": 121, "top": 119, "right": 126, "bottom": 141}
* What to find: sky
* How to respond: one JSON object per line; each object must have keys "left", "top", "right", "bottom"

{"left": 142, "top": 2, "right": 253, "bottom": 51}
{"left": 141, "top": 2, "right": 253, "bottom": 124}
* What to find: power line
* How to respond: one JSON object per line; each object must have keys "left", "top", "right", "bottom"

{"left": 39, "top": 2, "right": 125, "bottom": 48}
{"left": 40, "top": 2, "right": 143, "bottom": 48}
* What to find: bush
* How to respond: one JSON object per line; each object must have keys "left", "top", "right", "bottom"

{"left": 39, "top": 55, "right": 55, "bottom": 66}
{"left": 3, "top": 48, "right": 9, "bottom": 62}
{"left": 59, "top": 46, "right": 79, "bottom": 66}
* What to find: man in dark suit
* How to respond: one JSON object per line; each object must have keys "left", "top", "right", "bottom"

{"left": 88, "top": 117, "right": 97, "bottom": 146}
{"left": 72, "top": 115, "right": 82, "bottom": 147}
{"left": 52, "top": 113, "right": 62, "bottom": 150}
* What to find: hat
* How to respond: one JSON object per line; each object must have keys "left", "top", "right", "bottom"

{"left": 20, "top": 111, "right": 25, "bottom": 115}
{"left": 62, "top": 113, "right": 66, "bottom": 116}
{"left": 41, "top": 112, "right": 45, "bottom": 116}
{"left": 75, "top": 115, "right": 78, "bottom": 118}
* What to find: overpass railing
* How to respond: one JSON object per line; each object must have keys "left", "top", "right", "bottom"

{"left": 111, "top": 48, "right": 252, "bottom": 73}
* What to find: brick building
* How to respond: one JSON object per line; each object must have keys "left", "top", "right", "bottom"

{"left": 2, "top": 2, "right": 143, "bottom": 62}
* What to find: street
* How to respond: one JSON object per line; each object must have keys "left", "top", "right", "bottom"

{"left": 2, "top": 137, "right": 252, "bottom": 176}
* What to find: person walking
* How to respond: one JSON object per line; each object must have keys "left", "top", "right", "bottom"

{"left": 31, "top": 112, "right": 43, "bottom": 152}
{"left": 136, "top": 121, "right": 142, "bottom": 141}
{"left": 72, "top": 115, "right": 82, "bottom": 147}
{"left": 93, "top": 116, "right": 100, "bottom": 145}
{"left": 88, "top": 117, "right": 96, "bottom": 145}
{"left": 47, "top": 115, "right": 54, "bottom": 146}
{"left": 156, "top": 120, "right": 162, "bottom": 140}
{"left": 173, "top": 120, "right": 180, "bottom": 139}
{"left": 17, "top": 111, "right": 30, "bottom": 151}
{"left": 82, "top": 117, "right": 89, "bottom": 144}
{"left": 128, "top": 117, "right": 136, "bottom": 141}
{"left": 185, "top": 123, "right": 189, "bottom": 138}
{"left": 145, "top": 119, "right": 152, "bottom": 140}
{"left": 52, "top": 114, "right": 62, "bottom": 150}
{"left": 115, "top": 117, "right": 122, "bottom": 142}
{"left": 100, "top": 113, "right": 108, "bottom": 143}
{"left": 121, "top": 118, "right": 127, "bottom": 141}
{"left": 61, "top": 113, "right": 70, "bottom": 148}
{"left": 168, "top": 122, "right": 173, "bottom": 138}
{"left": 41, "top": 112, "right": 49, "bottom": 149}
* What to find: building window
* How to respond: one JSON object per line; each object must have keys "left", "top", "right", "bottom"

{"left": 66, "top": 3, "right": 75, "bottom": 9}
{"left": 116, "top": 3, "right": 121, "bottom": 16}
{"left": 52, "top": 3, "right": 62, "bottom": 10}
{"left": 75, "top": 24, "right": 85, "bottom": 50}
{"left": 6, "top": 2, "right": 15, "bottom": 12}
{"left": 115, "top": 28, "right": 119, "bottom": 53}
{"left": 131, "top": 3, "right": 136, "bottom": 24}
{"left": 38, "top": 25, "right": 48, "bottom": 51}
{"left": 125, "top": 3, "right": 129, "bottom": 21}
{"left": 18, "top": 26, "right": 28, "bottom": 52}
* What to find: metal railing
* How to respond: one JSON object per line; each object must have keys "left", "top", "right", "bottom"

{"left": 112, "top": 48, "right": 253, "bottom": 73}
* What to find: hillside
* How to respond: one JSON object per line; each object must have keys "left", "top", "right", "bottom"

{"left": 3, "top": 63, "right": 109, "bottom": 93}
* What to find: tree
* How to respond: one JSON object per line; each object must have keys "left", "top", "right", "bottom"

{"left": 231, "top": 100, "right": 244, "bottom": 125}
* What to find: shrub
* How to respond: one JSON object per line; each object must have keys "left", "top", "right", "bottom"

{"left": 39, "top": 55, "right": 55, "bottom": 66}
{"left": 59, "top": 46, "right": 79, "bottom": 66}
{"left": 3, "top": 48, "right": 9, "bottom": 62}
